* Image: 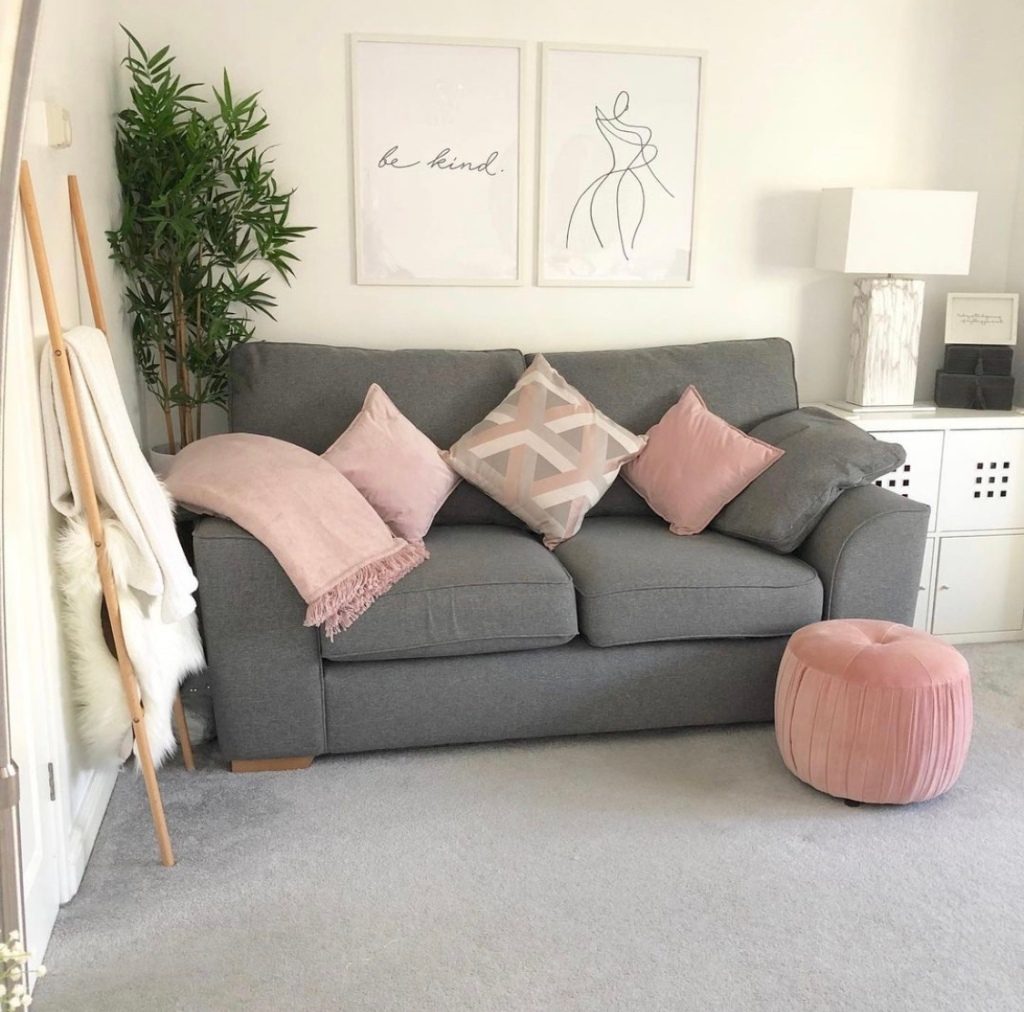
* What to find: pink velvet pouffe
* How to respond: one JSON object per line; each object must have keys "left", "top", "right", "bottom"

{"left": 775, "top": 619, "right": 972, "bottom": 805}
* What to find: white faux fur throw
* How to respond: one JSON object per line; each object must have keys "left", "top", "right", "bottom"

{"left": 40, "top": 326, "right": 197, "bottom": 623}
{"left": 56, "top": 511, "right": 205, "bottom": 766}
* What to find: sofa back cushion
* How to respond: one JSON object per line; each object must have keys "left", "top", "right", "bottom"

{"left": 229, "top": 338, "right": 800, "bottom": 524}
{"left": 229, "top": 343, "right": 527, "bottom": 525}
{"left": 541, "top": 338, "right": 798, "bottom": 516}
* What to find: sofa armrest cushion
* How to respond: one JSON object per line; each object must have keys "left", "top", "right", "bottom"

{"left": 796, "top": 484, "right": 930, "bottom": 624}
{"left": 193, "top": 517, "right": 325, "bottom": 760}
{"left": 712, "top": 407, "right": 906, "bottom": 553}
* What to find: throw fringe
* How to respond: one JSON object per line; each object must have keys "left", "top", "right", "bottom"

{"left": 305, "top": 540, "right": 429, "bottom": 639}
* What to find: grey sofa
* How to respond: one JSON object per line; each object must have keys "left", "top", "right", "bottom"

{"left": 192, "top": 338, "right": 930, "bottom": 769}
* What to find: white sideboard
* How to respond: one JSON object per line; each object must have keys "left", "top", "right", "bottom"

{"left": 815, "top": 405, "right": 1024, "bottom": 644}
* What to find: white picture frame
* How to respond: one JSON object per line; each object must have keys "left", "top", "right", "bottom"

{"left": 944, "top": 293, "right": 1020, "bottom": 345}
{"left": 537, "top": 43, "right": 705, "bottom": 287}
{"left": 350, "top": 34, "right": 526, "bottom": 286}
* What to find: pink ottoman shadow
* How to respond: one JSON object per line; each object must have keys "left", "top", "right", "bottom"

{"left": 775, "top": 619, "right": 972, "bottom": 805}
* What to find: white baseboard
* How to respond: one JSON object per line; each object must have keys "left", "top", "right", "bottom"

{"left": 59, "top": 767, "right": 116, "bottom": 903}
{"left": 941, "top": 630, "right": 1024, "bottom": 645}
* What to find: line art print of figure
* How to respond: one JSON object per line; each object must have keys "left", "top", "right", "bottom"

{"left": 565, "top": 90, "right": 674, "bottom": 261}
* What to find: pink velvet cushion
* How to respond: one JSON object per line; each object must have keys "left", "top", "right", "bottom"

{"left": 776, "top": 619, "right": 972, "bottom": 804}
{"left": 322, "top": 383, "right": 460, "bottom": 543}
{"left": 623, "top": 385, "right": 784, "bottom": 535}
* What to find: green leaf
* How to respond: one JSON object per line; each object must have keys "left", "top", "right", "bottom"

{"left": 109, "top": 32, "right": 310, "bottom": 440}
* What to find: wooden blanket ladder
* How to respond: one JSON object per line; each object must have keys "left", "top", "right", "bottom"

{"left": 18, "top": 160, "right": 196, "bottom": 867}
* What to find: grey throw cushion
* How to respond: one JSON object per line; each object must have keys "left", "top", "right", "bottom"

{"left": 711, "top": 407, "right": 906, "bottom": 554}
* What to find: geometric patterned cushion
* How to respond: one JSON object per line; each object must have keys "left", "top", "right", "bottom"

{"left": 444, "top": 355, "right": 646, "bottom": 548}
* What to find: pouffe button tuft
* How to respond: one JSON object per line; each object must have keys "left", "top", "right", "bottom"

{"left": 775, "top": 619, "right": 972, "bottom": 805}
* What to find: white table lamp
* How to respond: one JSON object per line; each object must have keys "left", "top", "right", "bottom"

{"left": 815, "top": 188, "right": 977, "bottom": 410}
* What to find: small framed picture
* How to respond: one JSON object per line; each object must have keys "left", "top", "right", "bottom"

{"left": 944, "top": 293, "right": 1019, "bottom": 346}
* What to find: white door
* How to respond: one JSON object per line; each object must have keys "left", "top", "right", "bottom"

{"left": 913, "top": 537, "right": 935, "bottom": 631}
{"left": 4, "top": 581, "right": 61, "bottom": 980}
{"left": 3, "top": 235, "right": 60, "bottom": 977}
{"left": 870, "top": 430, "right": 944, "bottom": 532}
{"left": 936, "top": 429, "right": 1024, "bottom": 532}
{"left": 932, "top": 534, "right": 1024, "bottom": 636}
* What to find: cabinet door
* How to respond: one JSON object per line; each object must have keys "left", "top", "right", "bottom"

{"left": 870, "top": 430, "right": 943, "bottom": 532}
{"left": 913, "top": 536, "right": 934, "bottom": 631}
{"left": 937, "top": 429, "right": 1024, "bottom": 531}
{"left": 932, "top": 534, "right": 1024, "bottom": 636}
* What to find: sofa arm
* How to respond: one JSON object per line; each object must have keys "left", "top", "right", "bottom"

{"left": 193, "top": 517, "right": 325, "bottom": 761}
{"left": 796, "top": 484, "right": 930, "bottom": 624}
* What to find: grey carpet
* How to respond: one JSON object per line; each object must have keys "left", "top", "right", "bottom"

{"left": 36, "top": 643, "right": 1024, "bottom": 1011}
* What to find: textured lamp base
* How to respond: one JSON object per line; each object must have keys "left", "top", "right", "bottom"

{"left": 846, "top": 277, "right": 925, "bottom": 407}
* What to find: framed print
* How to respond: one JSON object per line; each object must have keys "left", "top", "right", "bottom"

{"left": 944, "top": 293, "right": 1019, "bottom": 346}
{"left": 350, "top": 35, "right": 525, "bottom": 286}
{"left": 538, "top": 43, "right": 704, "bottom": 287}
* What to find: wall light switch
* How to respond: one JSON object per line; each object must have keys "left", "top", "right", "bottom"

{"left": 29, "top": 101, "right": 72, "bottom": 148}
{"left": 44, "top": 102, "right": 72, "bottom": 148}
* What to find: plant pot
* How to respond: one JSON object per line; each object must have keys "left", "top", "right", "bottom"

{"left": 148, "top": 443, "right": 177, "bottom": 480}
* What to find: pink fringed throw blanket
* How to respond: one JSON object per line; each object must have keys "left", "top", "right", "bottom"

{"left": 166, "top": 433, "right": 427, "bottom": 637}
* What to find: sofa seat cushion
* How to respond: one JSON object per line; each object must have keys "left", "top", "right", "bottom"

{"left": 554, "top": 517, "right": 822, "bottom": 647}
{"left": 321, "top": 525, "right": 578, "bottom": 662}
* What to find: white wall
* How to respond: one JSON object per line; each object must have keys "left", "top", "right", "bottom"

{"left": 3, "top": 0, "right": 136, "bottom": 909}
{"left": 113, "top": 0, "right": 1024, "bottom": 447}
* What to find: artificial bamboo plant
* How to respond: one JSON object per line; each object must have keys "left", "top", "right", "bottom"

{"left": 108, "top": 28, "right": 311, "bottom": 453}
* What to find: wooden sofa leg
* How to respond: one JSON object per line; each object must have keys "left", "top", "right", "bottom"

{"left": 230, "top": 756, "right": 314, "bottom": 773}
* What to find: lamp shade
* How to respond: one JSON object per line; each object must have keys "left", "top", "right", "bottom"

{"left": 815, "top": 188, "right": 977, "bottom": 276}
